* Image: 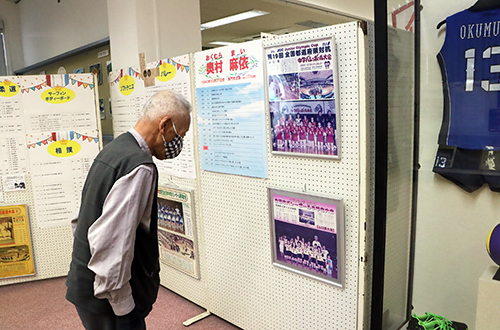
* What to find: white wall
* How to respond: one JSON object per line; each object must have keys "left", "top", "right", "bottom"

{"left": 18, "top": 0, "right": 109, "bottom": 67}
{"left": 414, "top": 0, "right": 500, "bottom": 328}
{"left": 0, "top": 1, "right": 24, "bottom": 73}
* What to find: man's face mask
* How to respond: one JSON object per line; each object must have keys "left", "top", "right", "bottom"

{"left": 162, "top": 121, "right": 183, "bottom": 159}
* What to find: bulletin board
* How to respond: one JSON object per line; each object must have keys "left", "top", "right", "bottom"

{"left": 0, "top": 73, "right": 101, "bottom": 285}
{"left": 196, "top": 22, "right": 374, "bottom": 329}
{"left": 109, "top": 54, "right": 208, "bottom": 308}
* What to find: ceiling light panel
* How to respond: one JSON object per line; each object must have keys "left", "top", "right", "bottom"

{"left": 201, "top": 9, "right": 269, "bottom": 30}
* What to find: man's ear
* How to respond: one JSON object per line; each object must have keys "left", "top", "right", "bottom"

{"left": 159, "top": 116, "right": 172, "bottom": 132}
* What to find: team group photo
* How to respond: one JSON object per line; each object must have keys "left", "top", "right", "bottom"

{"left": 274, "top": 219, "right": 338, "bottom": 280}
{"left": 157, "top": 197, "right": 185, "bottom": 235}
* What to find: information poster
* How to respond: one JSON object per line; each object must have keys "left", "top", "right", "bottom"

{"left": 0, "top": 204, "right": 35, "bottom": 279}
{"left": 268, "top": 188, "right": 344, "bottom": 288}
{"left": 0, "top": 78, "right": 29, "bottom": 178}
{"left": 265, "top": 37, "right": 341, "bottom": 159}
{"left": 110, "top": 57, "right": 197, "bottom": 180}
{"left": 157, "top": 186, "right": 199, "bottom": 278}
{"left": 27, "top": 131, "right": 98, "bottom": 228}
{"left": 145, "top": 55, "right": 196, "bottom": 179}
{"left": 195, "top": 40, "right": 268, "bottom": 178}
{"left": 109, "top": 67, "right": 145, "bottom": 137}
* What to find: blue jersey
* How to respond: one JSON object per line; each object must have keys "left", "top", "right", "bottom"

{"left": 438, "top": 8, "right": 500, "bottom": 150}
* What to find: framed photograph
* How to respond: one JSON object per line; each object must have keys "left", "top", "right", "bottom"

{"left": 265, "top": 36, "right": 341, "bottom": 159}
{"left": 0, "top": 204, "right": 35, "bottom": 279}
{"left": 268, "top": 188, "right": 344, "bottom": 288}
{"left": 157, "top": 186, "right": 199, "bottom": 279}
{"left": 89, "top": 63, "right": 102, "bottom": 85}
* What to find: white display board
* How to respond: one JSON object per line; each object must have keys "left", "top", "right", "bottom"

{"left": 198, "top": 22, "right": 372, "bottom": 329}
{"left": 109, "top": 56, "right": 208, "bottom": 308}
{"left": 0, "top": 73, "right": 100, "bottom": 285}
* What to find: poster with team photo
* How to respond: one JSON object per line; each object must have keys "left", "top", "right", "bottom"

{"left": 157, "top": 186, "right": 199, "bottom": 279}
{"left": 268, "top": 188, "right": 344, "bottom": 288}
{"left": 265, "top": 36, "right": 341, "bottom": 159}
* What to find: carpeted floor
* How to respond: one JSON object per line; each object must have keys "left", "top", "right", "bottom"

{"left": 0, "top": 276, "right": 240, "bottom": 330}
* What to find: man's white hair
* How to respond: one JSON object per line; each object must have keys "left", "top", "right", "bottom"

{"left": 140, "top": 90, "right": 191, "bottom": 122}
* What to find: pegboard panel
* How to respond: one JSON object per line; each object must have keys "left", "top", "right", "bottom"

{"left": 0, "top": 74, "right": 99, "bottom": 286}
{"left": 199, "top": 22, "right": 369, "bottom": 330}
{"left": 382, "top": 26, "right": 415, "bottom": 324}
{"left": 1, "top": 159, "right": 74, "bottom": 286}
{"left": 156, "top": 58, "right": 209, "bottom": 309}
{"left": 157, "top": 173, "right": 209, "bottom": 308}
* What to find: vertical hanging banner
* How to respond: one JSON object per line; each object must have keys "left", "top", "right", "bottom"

{"left": 20, "top": 74, "right": 100, "bottom": 228}
{"left": 265, "top": 36, "right": 341, "bottom": 159}
{"left": 109, "top": 67, "right": 146, "bottom": 137}
{"left": 144, "top": 55, "right": 196, "bottom": 180}
{"left": 0, "top": 204, "right": 35, "bottom": 279}
{"left": 195, "top": 40, "right": 268, "bottom": 178}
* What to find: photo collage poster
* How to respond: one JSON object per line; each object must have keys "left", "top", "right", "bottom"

{"left": 0, "top": 204, "right": 35, "bottom": 278}
{"left": 1, "top": 74, "right": 100, "bottom": 228}
{"left": 195, "top": 40, "right": 268, "bottom": 178}
{"left": 109, "top": 55, "right": 196, "bottom": 179}
{"left": 265, "top": 37, "right": 341, "bottom": 159}
{"left": 157, "top": 186, "right": 199, "bottom": 278}
{"left": 269, "top": 188, "right": 344, "bottom": 287}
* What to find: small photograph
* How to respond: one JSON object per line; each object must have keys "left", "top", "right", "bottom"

{"left": 89, "top": 63, "right": 102, "bottom": 85}
{"left": 269, "top": 73, "right": 299, "bottom": 101}
{"left": 274, "top": 219, "right": 338, "bottom": 280}
{"left": 73, "top": 68, "right": 84, "bottom": 74}
{"left": 158, "top": 230, "right": 195, "bottom": 260}
{"left": 0, "top": 217, "right": 14, "bottom": 245}
{"left": 157, "top": 197, "right": 185, "bottom": 235}
{"left": 299, "top": 70, "right": 335, "bottom": 100}
{"left": 0, "top": 245, "right": 30, "bottom": 263}
{"left": 299, "top": 209, "right": 315, "bottom": 225}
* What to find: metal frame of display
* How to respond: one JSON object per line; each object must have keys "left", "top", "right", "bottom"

{"left": 371, "top": 0, "right": 420, "bottom": 329}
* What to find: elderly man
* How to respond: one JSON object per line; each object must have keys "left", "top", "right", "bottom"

{"left": 66, "top": 90, "right": 191, "bottom": 330}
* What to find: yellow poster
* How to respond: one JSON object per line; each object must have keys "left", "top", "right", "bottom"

{"left": 0, "top": 204, "right": 35, "bottom": 278}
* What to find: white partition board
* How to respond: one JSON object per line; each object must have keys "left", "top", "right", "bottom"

{"left": 199, "top": 22, "right": 371, "bottom": 329}
{"left": 0, "top": 74, "right": 100, "bottom": 286}
{"left": 109, "top": 55, "right": 209, "bottom": 308}
{"left": 156, "top": 175, "right": 208, "bottom": 308}
{"left": 0, "top": 175, "right": 74, "bottom": 285}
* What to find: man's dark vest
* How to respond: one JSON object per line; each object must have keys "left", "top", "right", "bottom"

{"left": 66, "top": 132, "right": 159, "bottom": 317}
